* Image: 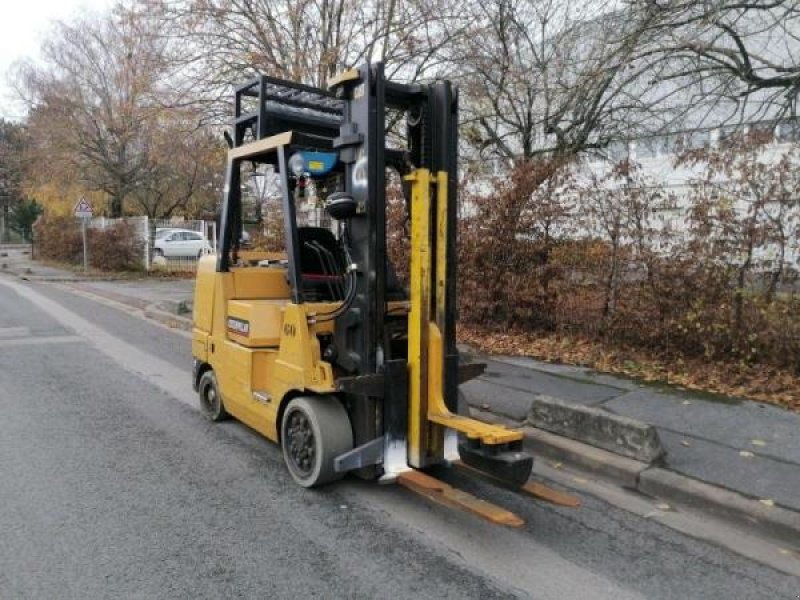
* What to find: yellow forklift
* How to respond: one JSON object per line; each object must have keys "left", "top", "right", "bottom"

{"left": 192, "top": 64, "right": 576, "bottom": 525}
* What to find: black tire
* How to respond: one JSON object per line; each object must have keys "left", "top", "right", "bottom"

{"left": 281, "top": 396, "right": 353, "bottom": 488}
{"left": 154, "top": 248, "right": 164, "bottom": 258}
{"left": 198, "top": 370, "right": 229, "bottom": 422}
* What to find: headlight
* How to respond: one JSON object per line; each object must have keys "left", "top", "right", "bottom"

{"left": 288, "top": 152, "right": 305, "bottom": 177}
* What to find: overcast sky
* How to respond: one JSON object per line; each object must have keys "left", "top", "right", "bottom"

{"left": 1, "top": 0, "right": 112, "bottom": 120}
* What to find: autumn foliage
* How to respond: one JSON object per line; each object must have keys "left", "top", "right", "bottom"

{"left": 459, "top": 148, "right": 800, "bottom": 372}
{"left": 450, "top": 137, "right": 800, "bottom": 404}
{"left": 35, "top": 216, "right": 144, "bottom": 272}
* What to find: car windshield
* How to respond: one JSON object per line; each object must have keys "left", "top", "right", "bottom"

{"left": 155, "top": 229, "right": 176, "bottom": 239}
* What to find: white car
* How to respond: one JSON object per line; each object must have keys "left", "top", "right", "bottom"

{"left": 153, "top": 228, "right": 212, "bottom": 258}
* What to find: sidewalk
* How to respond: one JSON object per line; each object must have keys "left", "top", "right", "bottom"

{"left": 0, "top": 245, "right": 196, "bottom": 327}
{"left": 463, "top": 357, "right": 800, "bottom": 517}
{"left": 0, "top": 246, "right": 85, "bottom": 281}
{"left": 461, "top": 354, "right": 800, "bottom": 549}
{"left": 6, "top": 253, "right": 799, "bottom": 545}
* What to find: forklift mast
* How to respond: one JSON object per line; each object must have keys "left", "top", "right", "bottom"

{"left": 214, "top": 63, "right": 530, "bottom": 481}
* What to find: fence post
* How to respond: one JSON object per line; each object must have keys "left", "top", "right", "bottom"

{"left": 81, "top": 217, "right": 89, "bottom": 273}
{"left": 143, "top": 216, "right": 150, "bottom": 271}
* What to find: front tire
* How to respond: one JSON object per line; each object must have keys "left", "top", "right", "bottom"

{"left": 198, "top": 370, "right": 229, "bottom": 422}
{"left": 281, "top": 396, "right": 353, "bottom": 488}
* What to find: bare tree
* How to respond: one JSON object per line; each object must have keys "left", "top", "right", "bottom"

{"left": 129, "top": 114, "right": 224, "bottom": 219}
{"left": 139, "top": 0, "right": 469, "bottom": 122}
{"left": 452, "top": 0, "right": 685, "bottom": 165}
{"left": 638, "top": 0, "right": 800, "bottom": 123}
{"left": 15, "top": 8, "right": 183, "bottom": 217}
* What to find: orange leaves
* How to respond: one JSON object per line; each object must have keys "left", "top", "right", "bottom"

{"left": 458, "top": 324, "right": 800, "bottom": 413}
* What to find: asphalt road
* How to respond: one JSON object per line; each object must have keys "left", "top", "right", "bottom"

{"left": 0, "top": 277, "right": 797, "bottom": 599}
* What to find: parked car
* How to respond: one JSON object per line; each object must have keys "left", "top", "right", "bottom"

{"left": 153, "top": 228, "right": 212, "bottom": 258}
{"left": 155, "top": 228, "right": 179, "bottom": 240}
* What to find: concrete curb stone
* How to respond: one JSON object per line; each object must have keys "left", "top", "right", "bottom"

{"left": 522, "top": 426, "right": 647, "bottom": 488}
{"left": 527, "top": 395, "right": 666, "bottom": 463}
{"left": 522, "top": 422, "right": 800, "bottom": 547}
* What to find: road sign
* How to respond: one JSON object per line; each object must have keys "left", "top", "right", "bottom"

{"left": 74, "top": 197, "right": 92, "bottom": 272}
{"left": 74, "top": 197, "right": 93, "bottom": 219}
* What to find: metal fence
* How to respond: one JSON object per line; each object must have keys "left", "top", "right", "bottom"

{"left": 88, "top": 216, "right": 217, "bottom": 272}
{"left": 148, "top": 219, "right": 217, "bottom": 272}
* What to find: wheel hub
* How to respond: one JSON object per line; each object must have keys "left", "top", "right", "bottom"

{"left": 202, "top": 385, "right": 215, "bottom": 410}
{"left": 287, "top": 411, "right": 316, "bottom": 475}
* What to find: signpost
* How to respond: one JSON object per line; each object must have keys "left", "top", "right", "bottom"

{"left": 73, "top": 197, "right": 93, "bottom": 273}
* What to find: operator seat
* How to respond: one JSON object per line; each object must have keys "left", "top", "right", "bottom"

{"left": 298, "top": 227, "right": 346, "bottom": 301}
{"left": 297, "top": 226, "right": 407, "bottom": 302}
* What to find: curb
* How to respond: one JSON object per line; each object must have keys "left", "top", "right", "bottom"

{"left": 471, "top": 407, "right": 800, "bottom": 547}
{"left": 523, "top": 426, "right": 646, "bottom": 488}
{"left": 528, "top": 395, "right": 665, "bottom": 463}
{"left": 66, "top": 283, "right": 152, "bottom": 310}
{"left": 56, "top": 281, "right": 194, "bottom": 333}
{"left": 143, "top": 306, "right": 193, "bottom": 331}
{"left": 530, "top": 424, "right": 800, "bottom": 547}
{"left": 639, "top": 468, "right": 800, "bottom": 549}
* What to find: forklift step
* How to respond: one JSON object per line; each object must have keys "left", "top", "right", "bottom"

{"left": 396, "top": 470, "right": 524, "bottom": 528}
{"left": 457, "top": 440, "right": 534, "bottom": 487}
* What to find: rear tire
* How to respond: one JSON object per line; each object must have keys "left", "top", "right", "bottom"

{"left": 281, "top": 396, "right": 353, "bottom": 488}
{"left": 198, "top": 370, "right": 229, "bottom": 422}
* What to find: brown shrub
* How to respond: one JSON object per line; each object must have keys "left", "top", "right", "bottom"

{"left": 455, "top": 156, "right": 800, "bottom": 373}
{"left": 87, "top": 222, "right": 144, "bottom": 271}
{"left": 34, "top": 216, "right": 143, "bottom": 271}
{"left": 34, "top": 216, "right": 84, "bottom": 263}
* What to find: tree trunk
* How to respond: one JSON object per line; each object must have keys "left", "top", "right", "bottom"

{"left": 110, "top": 193, "right": 123, "bottom": 218}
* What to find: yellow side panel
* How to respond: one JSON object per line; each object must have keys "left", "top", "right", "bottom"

{"left": 193, "top": 255, "right": 217, "bottom": 333}
{"left": 252, "top": 351, "right": 278, "bottom": 391}
{"left": 216, "top": 342, "right": 253, "bottom": 412}
{"left": 226, "top": 299, "right": 286, "bottom": 347}
{"left": 231, "top": 267, "right": 291, "bottom": 300}
{"left": 216, "top": 342, "right": 281, "bottom": 441}
{"left": 273, "top": 303, "right": 335, "bottom": 393}
{"left": 192, "top": 331, "right": 208, "bottom": 362}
